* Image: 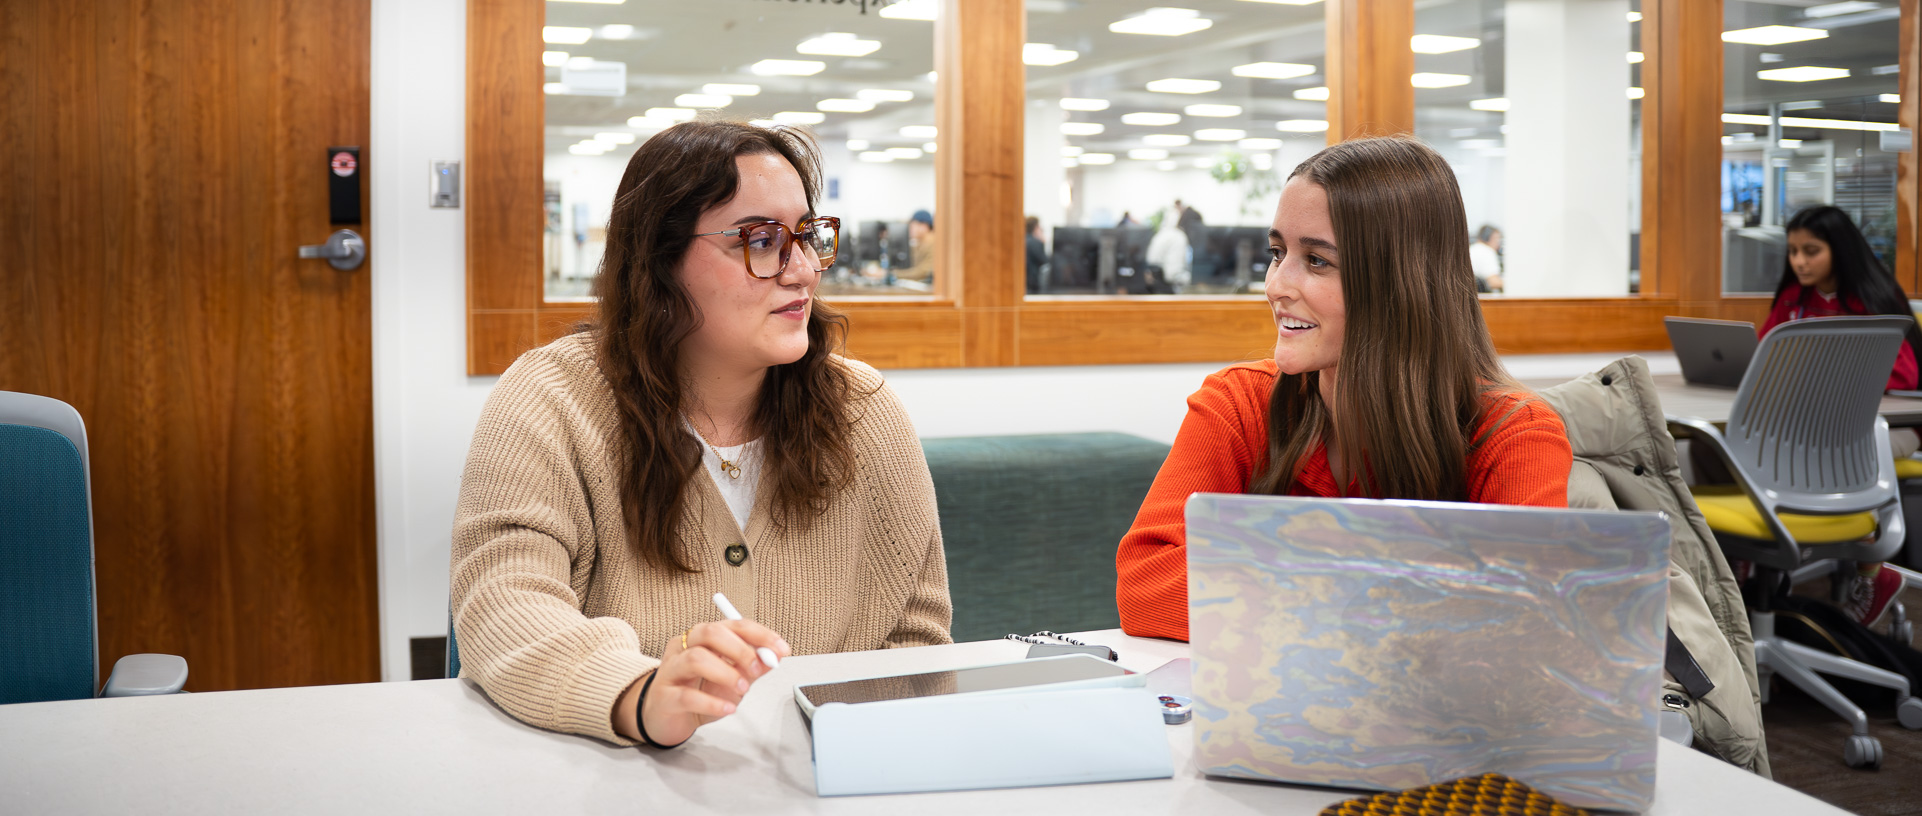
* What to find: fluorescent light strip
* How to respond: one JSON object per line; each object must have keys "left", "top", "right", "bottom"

{"left": 1060, "top": 98, "right": 1111, "bottom": 111}
{"left": 1469, "top": 98, "right": 1509, "bottom": 112}
{"left": 1110, "top": 8, "right": 1212, "bottom": 36}
{"left": 773, "top": 111, "right": 827, "bottom": 125}
{"left": 1023, "top": 43, "right": 1080, "bottom": 66}
{"left": 1721, "top": 25, "right": 1827, "bottom": 46}
{"left": 599, "top": 24, "right": 634, "bottom": 39}
{"left": 542, "top": 26, "right": 592, "bottom": 44}
{"left": 1721, "top": 112, "right": 1897, "bottom": 131}
{"left": 542, "top": 51, "right": 568, "bottom": 67}
{"left": 1757, "top": 66, "right": 1850, "bottom": 82}
{"left": 846, "top": 139, "right": 870, "bottom": 151}
{"left": 1142, "top": 133, "right": 1192, "bottom": 146}
{"left": 1239, "top": 137, "right": 1283, "bottom": 149}
{"left": 1185, "top": 104, "right": 1242, "bottom": 117}
{"left": 817, "top": 99, "right": 875, "bottom": 113}
{"left": 750, "top": 59, "right": 826, "bottom": 77}
{"left": 1077, "top": 153, "right": 1116, "bottom": 165}
{"left": 885, "top": 147, "right": 924, "bottom": 159}
{"left": 900, "top": 125, "right": 938, "bottom": 139}
{"left": 1194, "top": 128, "right": 1246, "bottom": 141}
{"left": 798, "top": 33, "right": 880, "bottom": 57}
{"left": 1146, "top": 78, "right": 1221, "bottom": 94}
{"left": 1061, "top": 122, "right": 1105, "bottom": 135}
{"left": 594, "top": 132, "right": 636, "bottom": 144}
{"left": 1128, "top": 148, "right": 1169, "bottom": 160}
{"left": 1410, "top": 34, "right": 1479, "bottom": 54}
{"left": 1276, "top": 119, "right": 1329, "bottom": 132}
{"left": 1121, "top": 112, "right": 1182, "bottom": 126}
{"left": 1411, "top": 73, "right": 1471, "bottom": 88}
{"left": 1233, "top": 62, "right": 1316, "bottom": 79}
{"left": 1294, "top": 87, "right": 1330, "bottom": 101}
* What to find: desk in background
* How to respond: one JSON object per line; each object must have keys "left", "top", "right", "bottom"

{"left": 0, "top": 632, "right": 1846, "bottom": 815}
{"left": 1519, "top": 372, "right": 1922, "bottom": 428}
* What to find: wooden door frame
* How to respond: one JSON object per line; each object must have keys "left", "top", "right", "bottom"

{"left": 465, "top": 0, "right": 1908, "bottom": 375}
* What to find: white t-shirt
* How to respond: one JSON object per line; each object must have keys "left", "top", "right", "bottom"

{"left": 697, "top": 437, "right": 760, "bottom": 531}
{"left": 1469, "top": 241, "right": 1501, "bottom": 284}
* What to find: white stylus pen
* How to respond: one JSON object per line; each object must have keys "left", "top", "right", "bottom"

{"left": 711, "top": 592, "right": 781, "bottom": 670}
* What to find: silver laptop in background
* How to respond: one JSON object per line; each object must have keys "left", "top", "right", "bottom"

{"left": 1665, "top": 316, "right": 1758, "bottom": 388}
{"left": 1185, "top": 494, "right": 1671, "bottom": 812}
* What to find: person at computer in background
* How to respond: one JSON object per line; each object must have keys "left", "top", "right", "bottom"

{"left": 902, "top": 209, "right": 937, "bottom": 283}
{"left": 1755, "top": 204, "right": 1919, "bottom": 626}
{"left": 1469, "top": 225, "right": 1504, "bottom": 293}
{"left": 1114, "top": 137, "right": 1574, "bottom": 641}
{"left": 451, "top": 120, "right": 952, "bottom": 749}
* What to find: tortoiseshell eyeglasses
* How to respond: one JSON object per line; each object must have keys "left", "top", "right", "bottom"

{"left": 693, "top": 216, "right": 841, "bottom": 279}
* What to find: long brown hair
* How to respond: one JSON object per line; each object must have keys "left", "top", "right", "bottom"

{"left": 1250, "top": 136, "right": 1518, "bottom": 500}
{"left": 591, "top": 120, "right": 857, "bottom": 573}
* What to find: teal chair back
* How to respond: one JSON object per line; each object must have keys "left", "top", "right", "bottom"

{"left": 923, "top": 433, "right": 1170, "bottom": 643}
{"left": 0, "top": 392, "right": 99, "bottom": 704}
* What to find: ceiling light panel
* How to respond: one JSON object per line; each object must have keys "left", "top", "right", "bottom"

{"left": 885, "top": 147, "right": 924, "bottom": 159}
{"left": 773, "top": 111, "right": 827, "bottom": 125}
{"left": 1061, "top": 122, "right": 1106, "bottom": 135}
{"left": 857, "top": 88, "right": 915, "bottom": 102}
{"left": 1294, "top": 87, "right": 1330, "bottom": 101}
{"left": 542, "top": 26, "right": 592, "bottom": 44}
{"left": 1195, "top": 128, "right": 1246, "bottom": 141}
{"left": 542, "top": 51, "right": 568, "bottom": 67}
{"left": 859, "top": 151, "right": 894, "bottom": 163}
{"left": 1276, "top": 119, "right": 1330, "bottom": 132}
{"left": 1411, "top": 73, "right": 1472, "bottom": 88}
{"left": 1627, "top": 52, "right": 1644, "bottom": 63}
{"left": 705, "top": 83, "right": 761, "bottom": 96}
{"left": 1185, "top": 104, "right": 1242, "bottom": 117}
{"left": 900, "top": 125, "right": 938, "bottom": 138}
{"left": 1233, "top": 62, "right": 1316, "bottom": 79}
{"left": 797, "top": 33, "right": 881, "bottom": 57}
{"left": 1757, "top": 66, "right": 1850, "bottom": 82}
{"left": 676, "top": 93, "right": 732, "bottom": 108}
{"left": 1805, "top": 1, "right": 1881, "bottom": 17}
{"left": 816, "top": 99, "right": 875, "bottom": 112}
{"left": 1023, "top": 43, "right": 1080, "bottom": 66}
{"left": 598, "top": 24, "right": 635, "bottom": 39}
{"left": 1626, "top": 87, "right": 1645, "bottom": 99}
{"left": 1146, "top": 78, "right": 1221, "bottom": 94}
{"left": 750, "top": 59, "right": 826, "bottom": 76}
{"left": 1122, "top": 112, "right": 1183, "bottom": 126}
{"left": 879, "top": 0, "right": 937, "bottom": 20}
{"left": 645, "top": 107, "right": 697, "bottom": 121}
{"left": 1078, "top": 153, "right": 1117, "bottom": 165}
{"left": 1128, "top": 148, "right": 1170, "bottom": 160}
{"left": 594, "top": 132, "right": 636, "bottom": 144}
{"left": 1142, "top": 133, "right": 1192, "bottom": 146}
{"left": 1722, "top": 26, "right": 1828, "bottom": 46}
{"left": 1469, "top": 98, "right": 1510, "bottom": 111}
{"left": 1110, "top": 8, "right": 1213, "bottom": 36}
{"left": 1238, "top": 137, "right": 1283, "bottom": 149}
{"left": 846, "top": 139, "right": 870, "bottom": 151}
{"left": 1410, "top": 34, "right": 1480, "bottom": 54}
{"left": 1060, "top": 98, "right": 1111, "bottom": 111}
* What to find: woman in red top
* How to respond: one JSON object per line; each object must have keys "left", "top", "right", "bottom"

{"left": 1115, "top": 137, "right": 1574, "bottom": 641}
{"left": 1756, "top": 204, "right": 1919, "bottom": 626}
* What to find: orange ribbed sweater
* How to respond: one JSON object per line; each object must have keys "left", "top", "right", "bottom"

{"left": 1115, "top": 360, "right": 1574, "bottom": 641}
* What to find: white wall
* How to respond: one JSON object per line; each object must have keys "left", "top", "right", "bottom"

{"left": 371, "top": 0, "right": 499, "bottom": 681}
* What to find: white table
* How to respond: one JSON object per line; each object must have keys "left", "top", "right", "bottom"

{"left": 0, "top": 631, "right": 1847, "bottom": 815}
{"left": 1517, "top": 372, "right": 1922, "bottom": 428}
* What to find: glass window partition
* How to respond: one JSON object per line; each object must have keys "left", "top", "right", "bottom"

{"left": 1720, "top": 0, "right": 1901, "bottom": 295}
{"left": 1022, "top": 1, "right": 1327, "bottom": 297}
{"left": 1412, "top": 0, "right": 1644, "bottom": 298}
{"left": 541, "top": 1, "right": 938, "bottom": 300}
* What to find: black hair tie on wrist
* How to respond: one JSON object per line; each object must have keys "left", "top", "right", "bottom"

{"left": 634, "top": 670, "right": 687, "bottom": 749}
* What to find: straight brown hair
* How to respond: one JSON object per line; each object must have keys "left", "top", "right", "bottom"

{"left": 1250, "top": 136, "right": 1519, "bottom": 500}
{"left": 591, "top": 120, "right": 858, "bottom": 573}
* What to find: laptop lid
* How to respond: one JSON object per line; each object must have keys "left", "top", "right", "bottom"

{"left": 1665, "top": 316, "right": 1758, "bottom": 388}
{"left": 1185, "top": 494, "right": 1670, "bottom": 812}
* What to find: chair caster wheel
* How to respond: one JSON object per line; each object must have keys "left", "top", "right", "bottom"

{"left": 1900, "top": 697, "right": 1922, "bottom": 731}
{"left": 1844, "top": 735, "right": 1883, "bottom": 769}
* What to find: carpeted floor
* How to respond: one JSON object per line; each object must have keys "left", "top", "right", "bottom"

{"left": 1761, "top": 580, "right": 1922, "bottom": 815}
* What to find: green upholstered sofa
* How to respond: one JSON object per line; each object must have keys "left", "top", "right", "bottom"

{"left": 921, "top": 432, "right": 1173, "bottom": 643}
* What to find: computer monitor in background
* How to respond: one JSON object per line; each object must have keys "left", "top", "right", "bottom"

{"left": 1190, "top": 226, "right": 1270, "bottom": 292}
{"left": 854, "top": 220, "right": 910, "bottom": 271}
{"left": 1047, "top": 226, "right": 1155, "bottom": 294}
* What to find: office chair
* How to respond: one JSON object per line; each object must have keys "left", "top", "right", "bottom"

{"left": 1670, "top": 316, "right": 1922, "bottom": 768}
{"left": 0, "top": 391, "right": 187, "bottom": 704}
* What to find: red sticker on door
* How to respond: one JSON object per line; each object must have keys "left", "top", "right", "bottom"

{"left": 331, "top": 151, "right": 357, "bottom": 177}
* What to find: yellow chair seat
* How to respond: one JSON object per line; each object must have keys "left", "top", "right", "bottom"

{"left": 1690, "top": 490, "right": 1877, "bottom": 544}
{"left": 1894, "top": 457, "right": 1922, "bottom": 480}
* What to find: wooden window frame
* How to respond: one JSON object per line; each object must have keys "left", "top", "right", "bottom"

{"left": 467, "top": 0, "right": 1919, "bottom": 375}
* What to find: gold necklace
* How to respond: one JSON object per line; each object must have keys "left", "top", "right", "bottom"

{"left": 686, "top": 418, "right": 743, "bottom": 479}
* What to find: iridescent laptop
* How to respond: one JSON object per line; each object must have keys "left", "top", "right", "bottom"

{"left": 1185, "top": 494, "right": 1670, "bottom": 812}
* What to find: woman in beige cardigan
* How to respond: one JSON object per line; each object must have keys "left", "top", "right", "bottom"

{"left": 451, "top": 121, "right": 952, "bottom": 749}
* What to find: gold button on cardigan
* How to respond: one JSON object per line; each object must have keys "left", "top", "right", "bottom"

{"left": 451, "top": 334, "right": 953, "bottom": 745}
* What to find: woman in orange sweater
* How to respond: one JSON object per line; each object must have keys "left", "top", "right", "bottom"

{"left": 1115, "top": 137, "right": 1574, "bottom": 641}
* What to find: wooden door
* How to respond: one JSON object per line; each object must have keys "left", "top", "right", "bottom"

{"left": 1, "top": 0, "right": 378, "bottom": 690}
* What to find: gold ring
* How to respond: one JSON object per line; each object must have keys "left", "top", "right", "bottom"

{"left": 681, "top": 629, "right": 690, "bottom": 653}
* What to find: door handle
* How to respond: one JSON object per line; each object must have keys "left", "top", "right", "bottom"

{"left": 297, "top": 229, "right": 366, "bottom": 271}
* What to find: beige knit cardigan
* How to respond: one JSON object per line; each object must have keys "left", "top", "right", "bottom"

{"left": 450, "top": 334, "right": 953, "bottom": 745}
